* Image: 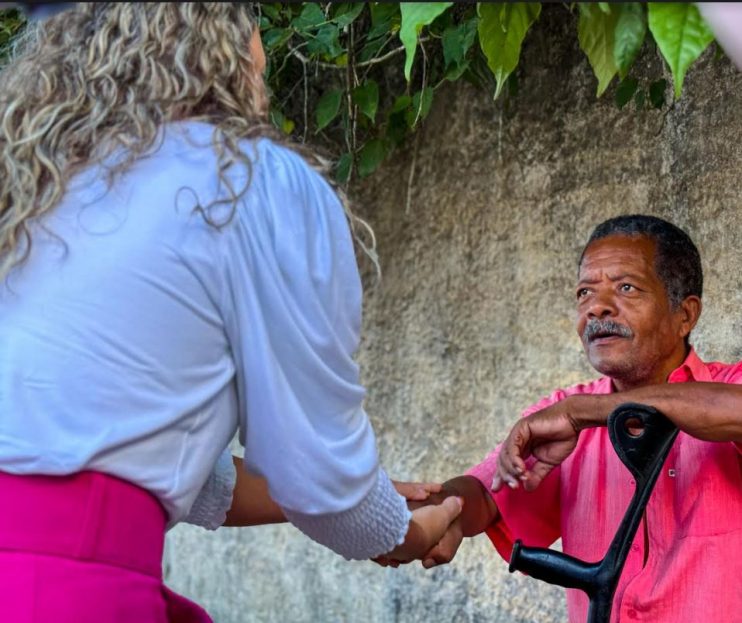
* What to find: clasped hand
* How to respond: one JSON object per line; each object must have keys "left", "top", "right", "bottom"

{"left": 372, "top": 481, "right": 465, "bottom": 569}
{"left": 375, "top": 400, "right": 584, "bottom": 570}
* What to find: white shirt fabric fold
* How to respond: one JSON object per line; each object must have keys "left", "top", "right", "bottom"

{"left": 0, "top": 121, "right": 409, "bottom": 557}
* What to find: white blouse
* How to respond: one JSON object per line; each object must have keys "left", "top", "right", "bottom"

{"left": 0, "top": 121, "right": 409, "bottom": 559}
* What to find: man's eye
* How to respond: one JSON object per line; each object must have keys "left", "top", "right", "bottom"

{"left": 577, "top": 288, "right": 589, "bottom": 299}
{"left": 620, "top": 283, "right": 635, "bottom": 292}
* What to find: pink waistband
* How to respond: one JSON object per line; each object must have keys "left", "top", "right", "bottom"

{"left": 0, "top": 470, "right": 167, "bottom": 578}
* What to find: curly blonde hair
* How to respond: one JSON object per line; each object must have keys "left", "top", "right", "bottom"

{"left": 0, "top": 2, "right": 377, "bottom": 280}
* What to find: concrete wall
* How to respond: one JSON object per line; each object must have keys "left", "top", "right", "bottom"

{"left": 164, "top": 7, "right": 742, "bottom": 622}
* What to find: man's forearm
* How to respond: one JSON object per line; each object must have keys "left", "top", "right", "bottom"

{"left": 568, "top": 383, "right": 742, "bottom": 442}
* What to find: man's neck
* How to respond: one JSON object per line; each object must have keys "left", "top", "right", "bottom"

{"left": 610, "top": 344, "right": 692, "bottom": 393}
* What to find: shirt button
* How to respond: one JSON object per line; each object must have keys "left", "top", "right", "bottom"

{"left": 668, "top": 468, "right": 676, "bottom": 478}
{"left": 631, "top": 544, "right": 639, "bottom": 553}
{"left": 627, "top": 609, "right": 638, "bottom": 619}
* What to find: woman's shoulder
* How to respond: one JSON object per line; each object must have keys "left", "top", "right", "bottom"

{"left": 162, "top": 120, "right": 327, "bottom": 189}
{"left": 154, "top": 122, "right": 343, "bottom": 239}
{"left": 248, "top": 136, "right": 333, "bottom": 199}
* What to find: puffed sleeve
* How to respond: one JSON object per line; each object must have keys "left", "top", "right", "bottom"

{"left": 182, "top": 447, "right": 236, "bottom": 530}
{"left": 215, "top": 140, "right": 410, "bottom": 559}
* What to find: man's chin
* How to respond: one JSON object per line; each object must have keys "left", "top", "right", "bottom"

{"left": 587, "top": 354, "right": 635, "bottom": 380}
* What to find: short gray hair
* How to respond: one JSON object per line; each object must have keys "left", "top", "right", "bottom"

{"left": 580, "top": 214, "right": 703, "bottom": 308}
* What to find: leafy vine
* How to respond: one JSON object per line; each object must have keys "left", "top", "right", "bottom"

{"left": 0, "top": 3, "right": 721, "bottom": 185}
{"left": 260, "top": 2, "right": 718, "bottom": 185}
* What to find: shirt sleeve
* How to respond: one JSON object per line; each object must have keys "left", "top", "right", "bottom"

{"left": 696, "top": 3, "right": 742, "bottom": 71}
{"left": 716, "top": 361, "right": 742, "bottom": 454}
{"left": 182, "top": 447, "right": 236, "bottom": 530}
{"left": 215, "top": 140, "right": 409, "bottom": 558}
{"left": 466, "top": 392, "right": 565, "bottom": 562}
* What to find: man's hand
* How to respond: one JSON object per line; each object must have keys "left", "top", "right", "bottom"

{"left": 493, "top": 400, "right": 581, "bottom": 493}
{"left": 373, "top": 474, "right": 500, "bottom": 569}
{"left": 392, "top": 479, "right": 443, "bottom": 503}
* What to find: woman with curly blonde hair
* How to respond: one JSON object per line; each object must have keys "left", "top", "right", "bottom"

{"left": 0, "top": 4, "right": 462, "bottom": 621}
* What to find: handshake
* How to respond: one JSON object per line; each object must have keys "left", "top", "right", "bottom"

{"left": 373, "top": 480, "right": 467, "bottom": 570}
{"left": 374, "top": 402, "right": 583, "bottom": 569}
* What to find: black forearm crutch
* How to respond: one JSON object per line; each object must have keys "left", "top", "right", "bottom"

{"left": 508, "top": 403, "right": 679, "bottom": 623}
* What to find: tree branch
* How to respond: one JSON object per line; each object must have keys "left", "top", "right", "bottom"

{"left": 289, "top": 37, "right": 430, "bottom": 71}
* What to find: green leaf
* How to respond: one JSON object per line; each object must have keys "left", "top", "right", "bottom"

{"left": 352, "top": 80, "right": 379, "bottom": 123}
{"left": 315, "top": 89, "right": 343, "bottom": 132}
{"left": 442, "top": 16, "right": 478, "bottom": 70}
{"left": 262, "top": 27, "right": 292, "bottom": 51}
{"left": 291, "top": 3, "right": 326, "bottom": 31}
{"left": 358, "top": 139, "right": 388, "bottom": 178}
{"left": 615, "top": 77, "right": 638, "bottom": 109}
{"left": 336, "top": 152, "right": 353, "bottom": 184}
{"left": 407, "top": 86, "right": 434, "bottom": 127}
{"left": 578, "top": 3, "right": 620, "bottom": 96}
{"left": 443, "top": 61, "right": 469, "bottom": 82}
{"left": 442, "top": 16, "right": 477, "bottom": 81}
{"left": 649, "top": 78, "right": 667, "bottom": 109}
{"left": 305, "top": 23, "right": 343, "bottom": 58}
{"left": 427, "top": 6, "right": 455, "bottom": 36}
{"left": 359, "top": 36, "right": 386, "bottom": 63}
{"left": 268, "top": 108, "right": 283, "bottom": 129}
{"left": 332, "top": 3, "right": 365, "bottom": 28}
{"left": 369, "top": 3, "right": 400, "bottom": 40}
{"left": 647, "top": 3, "right": 714, "bottom": 98}
{"left": 444, "top": 60, "right": 471, "bottom": 82}
{"left": 0, "top": 9, "right": 24, "bottom": 56}
{"left": 391, "top": 94, "right": 413, "bottom": 113}
{"left": 386, "top": 117, "right": 408, "bottom": 146}
{"left": 268, "top": 108, "right": 294, "bottom": 135}
{"left": 477, "top": 3, "right": 541, "bottom": 99}
{"left": 598, "top": 3, "right": 611, "bottom": 14}
{"left": 399, "top": 2, "right": 453, "bottom": 81}
{"left": 260, "top": 4, "right": 282, "bottom": 23}
{"left": 614, "top": 3, "right": 646, "bottom": 79}
{"left": 386, "top": 96, "right": 413, "bottom": 145}
{"left": 634, "top": 87, "right": 646, "bottom": 109}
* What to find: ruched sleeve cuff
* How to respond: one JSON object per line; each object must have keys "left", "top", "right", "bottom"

{"left": 282, "top": 468, "right": 411, "bottom": 561}
{"left": 182, "top": 449, "right": 236, "bottom": 530}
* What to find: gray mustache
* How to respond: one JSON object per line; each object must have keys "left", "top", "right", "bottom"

{"left": 583, "top": 319, "right": 633, "bottom": 342}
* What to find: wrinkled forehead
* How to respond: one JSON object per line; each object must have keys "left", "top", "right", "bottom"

{"left": 578, "top": 234, "right": 659, "bottom": 280}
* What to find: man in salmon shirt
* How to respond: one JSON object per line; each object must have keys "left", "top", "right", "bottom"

{"left": 412, "top": 214, "right": 742, "bottom": 622}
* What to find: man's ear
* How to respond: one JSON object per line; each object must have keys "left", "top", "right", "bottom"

{"left": 677, "top": 295, "right": 702, "bottom": 339}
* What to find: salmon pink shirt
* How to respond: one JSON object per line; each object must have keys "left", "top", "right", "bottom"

{"left": 468, "top": 348, "right": 742, "bottom": 622}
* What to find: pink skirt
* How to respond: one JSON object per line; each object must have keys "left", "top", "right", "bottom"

{"left": 0, "top": 470, "right": 213, "bottom": 623}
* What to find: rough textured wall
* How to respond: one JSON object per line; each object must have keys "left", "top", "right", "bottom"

{"left": 164, "top": 7, "right": 742, "bottom": 622}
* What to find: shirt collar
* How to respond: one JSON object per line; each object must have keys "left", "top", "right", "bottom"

{"left": 668, "top": 346, "right": 713, "bottom": 383}
{"left": 602, "top": 346, "right": 712, "bottom": 392}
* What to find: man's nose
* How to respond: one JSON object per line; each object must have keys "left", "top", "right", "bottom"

{"left": 586, "top": 292, "right": 617, "bottom": 319}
